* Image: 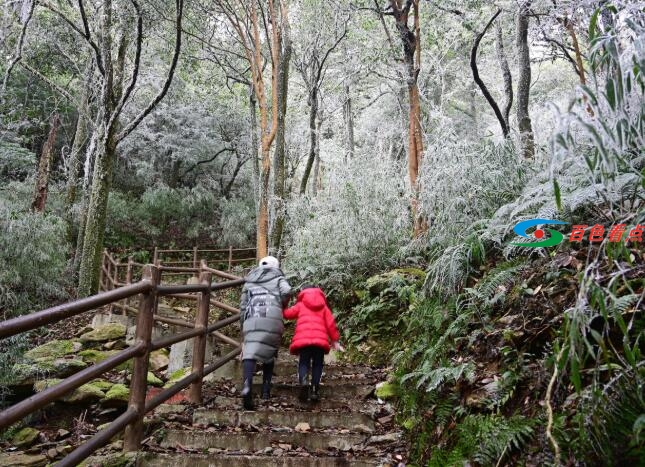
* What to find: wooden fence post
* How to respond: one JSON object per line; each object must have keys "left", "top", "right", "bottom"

{"left": 193, "top": 246, "right": 199, "bottom": 277}
{"left": 123, "top": 256, "right": 133, "bottom": 315}
{"left": 188, "top": 266, "right": 212, "bottom": 404}
{"left": 123, "top": 264, "right": 159, "bottom": 452}
{"left": 228, "top": 246, "right": 233, "bottom": 272}
{"left": 153, "top": 247, "right": 159, "bottom": 266}
{"left": 100, "top": 251, "right": 106, "bottom": 292}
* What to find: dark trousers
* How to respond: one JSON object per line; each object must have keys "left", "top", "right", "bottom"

{"left": 243, "top": 359, "right": 274, "bottom": 385}
{"left": 298, "top": 346, "right": 325, "bottom": 386}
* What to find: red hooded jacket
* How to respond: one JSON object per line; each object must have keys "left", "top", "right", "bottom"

{"left": 283, "top": 288, "right": 340, "bottom": 354}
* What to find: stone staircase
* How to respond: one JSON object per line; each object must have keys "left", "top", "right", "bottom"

{"left": 137, "top": 352, "right": 406, "bottom": 466}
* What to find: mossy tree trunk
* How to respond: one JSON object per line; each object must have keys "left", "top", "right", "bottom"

{"left": 270, "top": 0, "right": 292, "bottom": 255}
{"left": 516, "top": 1, "right": 534, "bottom": 159}
{"left": 77, "top": 135, "right": 118, "bottom": 295}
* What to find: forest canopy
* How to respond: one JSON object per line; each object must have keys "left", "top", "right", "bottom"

{"left": 0, "top": 0, "right": 644, "bottom": 465}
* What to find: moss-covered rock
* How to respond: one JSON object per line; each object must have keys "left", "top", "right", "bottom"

{"left": 164, "top": 367, "right": 191, "bottom": 388}
{"left": 33, "top": 379, "right": 106, "bottom": 403}
{"left": 23, "top": 340, "right": 82, "bottom": 361}
{"left": 79, "top": 349, "right": 120, "bottom": 365}
{"left": 79, "top": 452, "right": 137, "bottom": 467}
{"left": 33, "top": 378, "right": 62, "bottom": 393}
{"left": 101, "top": 384, "right": 130, "bottom": 407}
{"left": 80, "top": 324, "right": 126, "bottom": 343}
{"left": 375, "top": 381, "right": 398, "bottom": 400}
{"left": 147, "top": 372, "right": 163, "bottom": 387}
{"left": 64, "top": 383, "right": 105, "bottom": 403}
{"left": 8, "top": 358, "right": 87, "bottom": 386}
{"left": 11, "top": 427, "right": 40, "bottom": 448}
{"left": 90, "top": 379, "right": 114, "bottom": 392}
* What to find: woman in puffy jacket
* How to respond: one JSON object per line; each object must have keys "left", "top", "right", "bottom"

{"left": 239, "top": 256, "right": 291, "bottom": 410}
{"left": 283, "top": 285, "right": 341, "bottom": 402}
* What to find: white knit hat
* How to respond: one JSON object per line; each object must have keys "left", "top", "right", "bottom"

{"left": 259, "top": 255, "right": 279, "bottom": 269}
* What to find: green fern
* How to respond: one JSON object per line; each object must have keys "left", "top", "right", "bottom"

{"left": 428, "top": 414, "right": 535, "bottom": 467}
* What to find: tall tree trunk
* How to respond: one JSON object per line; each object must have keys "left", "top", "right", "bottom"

{"left": 299, "top": 86, "right": 318, "bottom": 194}
{"left": 343, "top": 82, "right": 355, "bottom": 160}
{"left": 495, "top": 21, "right": 513, "bottom": 130}
{"left": 65, "top": 63, "right": 93, "bottom": 243}
{"left": 73, "top": 130, "right": 98, "bottom": 274}
{"left": 253, "top": 0, "right": 281, "bottom": 260}
{"left": 564, "top": 19, "right": 594, "bottom": 117}
{"left": 77, "top": 135, "right": 117, "bottom": 296}
{"left": 270, "top": 0, "right": 292, "bottom": 254}
{"left": 31, "top": 112, "right": 60, "bottom": 212}
{"left": 516, "top": 1, "right": 534, "bottom": 159}
{"left": 249, "top": 85, "right": 259, "bottom": 199}
{"left": 312, "top": 111, "right": 322, "bottom": 195}
{"left": 390, "top": 0, "right": 425, "bottom": 236}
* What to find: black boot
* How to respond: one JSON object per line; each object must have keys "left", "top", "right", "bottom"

{"left": 298, "top": 376, "right": 309, "bottom": 402}
{"left": 310, "top": 384, "right": 320, "bottom": 402}
{"left": 261, "top": 380, "right": 271, "bottom": 400}
{"left": 241, "top": 378, "right": 254, "bottom": 410}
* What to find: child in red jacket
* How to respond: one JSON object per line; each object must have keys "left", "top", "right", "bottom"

{"left": 283, "top": 285, "right": 341, "bottom": 402}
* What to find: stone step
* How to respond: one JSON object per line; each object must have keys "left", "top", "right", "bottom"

{"left": 208, "top": 396, "right": 360, "bottom": 411}
{"left": 160, "top": 429, "right": 366, "bottom": 451}
{"left": 251, "top": 383, "right": 373, "bottom": 399}
{"left": 209, "top": 359, "right": 375, "bottom": 380}
{"left": 193, "top": 408, "right": 375, "bottom": 431}
{"left": 138, "top": 453, "right": 377, "bottom": 467}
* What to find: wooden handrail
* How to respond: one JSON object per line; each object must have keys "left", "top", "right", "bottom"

{"left": 0, "top": 262, "right": 244, "bottom": 466}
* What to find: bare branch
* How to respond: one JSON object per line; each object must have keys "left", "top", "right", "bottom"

{"left": 1, "top": 0, "right": 35, "bottom": 99}
{"left": 18, "top": 61, "right": 76, "bottom": 103}
{"left": 117, "top": 0, "right": 184, "bottom": 142}
{"left": 470, "top": 9, "right": 508, "bottom": 138}
{"left": 40, "top": 0, "right": 105, "bottom": 75}
{"left": 108, "top": 0, "right": 143, "bottom": 132}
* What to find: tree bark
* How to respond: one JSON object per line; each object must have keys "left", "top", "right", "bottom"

{"left": 252, "top": 0, "right": 281, "bottom": 260}
{"left": 343, "top": 82, "right": 355, "bottom": 160}
{"left": 65, "top": 62, "right": 94, "bottom": 243}
{"left": 249, "top": 85, "right": 259, "bottom": 200}
{"left": 270, "top": 0, "right": 292, "bottom": 254}
{"left": 516, "top": 1, "right": 535, "bottom": 159}
{"left": 31, "top": 112, "right": 61, "bottom": 212}
{"left": 389, "top": 0, "right": 425, "bottom": 236}
{"left": 312, "top": 110, "right": 323, "bottom": 195}
{"left": 77, "top": 135, "right": 117, "bottom": 295}
{"left": 299, "top": 86, "right": 318, "bottom": 195}
{"left": 495, "top": 21, "right": 513, "bottom": 130}
{"left": 73, "top": 129, "right": 98, "bottom": 274}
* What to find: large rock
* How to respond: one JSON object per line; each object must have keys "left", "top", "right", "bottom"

{"left": 167, "top": 337, "right": 215, "bottom": 375}
{"left": 23, "top": 340, "right": 82, "bottom": 361}
{"left": 80, "top": 323, "right": 126, "bottom": 343}
{"left": 79, "top": 349, "right": 120, "bottom": 365}
{"left": 11, "top": 427, "right": 39, "bottom": 448}
{"left": 91, "top": 312, "right": 132, "bottom": 330}
{"left": 8, "top": 358, "right": 87, "bottom": 386}
{"left": 149, "top": 349, "right": 170, "bottom": 371}
{"left": 0, "top": 452, "right": 47, "bottom": 467}
{"left": 33, "top": 379, "right": 106, "bottom": 403}
{"left": 164, "top": 368, "right": 191, "bottom": 388}
{"left": 101, "top": 384, "right": 130, "bottom": 407}
{"left": 375, "top": 381, "right": 398, "bottom": 400}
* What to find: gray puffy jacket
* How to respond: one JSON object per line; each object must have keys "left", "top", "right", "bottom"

{"left": 239, "top": 266, "right": 291, "bottom": 363}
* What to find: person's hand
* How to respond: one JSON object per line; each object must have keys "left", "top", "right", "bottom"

{"left": 332, "top": 341, "right": 345, "bottom": 352}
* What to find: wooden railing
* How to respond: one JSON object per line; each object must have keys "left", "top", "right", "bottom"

{"left": 0, "top": 261, "right": 245, "bottom": 467}
{"left": 153, "top": 246, "right": 256, "bottom": 271}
